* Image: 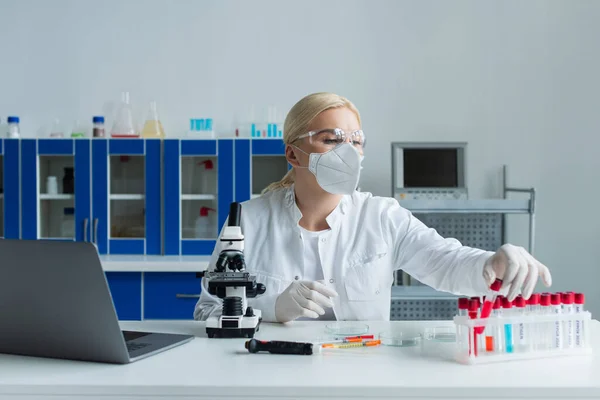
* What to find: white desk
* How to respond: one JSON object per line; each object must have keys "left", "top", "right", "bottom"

{"left": 0, "top": 320, "right": 598, "bottom": 399}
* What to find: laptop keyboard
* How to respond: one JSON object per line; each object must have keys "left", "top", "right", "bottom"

{"left": 126, "top": 341, "right": 151, "bottom": 352}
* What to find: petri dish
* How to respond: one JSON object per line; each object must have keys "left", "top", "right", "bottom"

{"left": 378, "top": 331, "right": 422, "bottom": 347}
{"left": 423, "top": 326, "right": 456, "bottom": 343}
{"left": 325, "top": 322, "right": 369, "bottom": 337}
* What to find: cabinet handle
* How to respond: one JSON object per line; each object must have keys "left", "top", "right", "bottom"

{"left": 175, "top": 294, "right": 201, "bottom": 299}
{"left": 83, "top": 218, "right": 89, "bottom": 242}
{"left": 93, "top": 218, "right": 99, "bottom": 244}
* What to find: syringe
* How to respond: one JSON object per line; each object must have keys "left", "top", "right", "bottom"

{"left": 321, "top": 340, "right": 381, "bottom": 349}
{"left": 475, "top": 279, "right": 502, "bottom": 335}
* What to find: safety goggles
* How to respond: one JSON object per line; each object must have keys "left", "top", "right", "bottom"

{"left": 295, "top": 128, "right": 366, "bottom": 149}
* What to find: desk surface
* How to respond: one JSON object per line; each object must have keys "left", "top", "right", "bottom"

{"left": 0, "top": 320, "right": 598, "bottom": 399}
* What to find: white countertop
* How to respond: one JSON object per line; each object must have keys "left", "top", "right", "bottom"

{"left": 100, "top": 255, "right": 210, "bottom": 272}
{"left": 0, "top": 319, "right": 597, "bottom": 399}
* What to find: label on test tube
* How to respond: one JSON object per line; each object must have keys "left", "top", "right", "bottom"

{"left": 550, "top": 293, "right": 563, "bottom": 349}
{"left": 514, "top": 296, "right": 527, "bottom": 351}
{"left": 562, "top": 292, "right": 574, "bottom": 348}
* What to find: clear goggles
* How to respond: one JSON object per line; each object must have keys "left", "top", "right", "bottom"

{"left": 296, "top": 128, "right": 366, "bottom": 149}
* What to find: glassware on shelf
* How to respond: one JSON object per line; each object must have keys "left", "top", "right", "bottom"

{"left": 197, "top": 160, "right": 214, "bottom": 194}
{"left": 70, "top": 120, "right": 86, "bottom": 138}
{"left": 110, "top": 91, "right": 138, "bottom": 138}
{"left": 93, "top": 116, "right": 105, "bottom": 137}
{"left": 141, "top": 101, "right": 165, "bottom": 138}
{"left": 49, "top": 118, "right": 64, "bottom": 138}
{"left": 46, "top": 176, "right": 58, "bottom": 195}
{"left": 62, "top": 167, "right": 74, "bottom": 194}
{"left": 7, "top": 116, "right": 20, "bottom": 138}
{"left": 195, "top": 207, "right": 215, "bottom": 239}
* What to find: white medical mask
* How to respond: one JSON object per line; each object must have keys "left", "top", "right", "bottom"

{"left": 293, "top": 143, "right": 363, "bottom": 195}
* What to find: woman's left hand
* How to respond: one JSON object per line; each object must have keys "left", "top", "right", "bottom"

{"left": 483, "top": 244, "right": 552, "bottom": 301}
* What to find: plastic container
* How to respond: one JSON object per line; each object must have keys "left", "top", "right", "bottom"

{"left": 325, "top": 322, "right": 369, "bottom": 337}
{"left": 63, "top": 167, "right": 74, "bottom": 194}
{"left": 46, "top": 176, "right": 58, "bottom": 195}
{"left": 61, "top": 207, "right": 75, "bottom": 238}
{"left": 453, "top": 305, "right": 592, "bottom": 365}
{"left": 195, "top": 207, "right": 215, "bottom": 238}
{"left": 111, "top": 92, "right": 138, "bottom": 138}
{"left": 378, "top": 330, "right": 422, "bottom": 347}
{"left": 7, "top": 116, "right": 20, "bottom": 138}
{"left": 141, "top": 101, "right": 165, "bottom": 138}
{"left": 197, "top": 160, "right": 215, "bottom": 193}
{"left": 93, "top": 116, "right": 105, "bottom": 137}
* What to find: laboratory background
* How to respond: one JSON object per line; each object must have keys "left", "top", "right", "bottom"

{"left": 0, "top": 0, "right": 599, "bottom": 318}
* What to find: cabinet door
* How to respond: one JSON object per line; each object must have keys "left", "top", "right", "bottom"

{"left": 249, "top": 139, "right": 288, "bottom": 199}
{"left": 92, "top": 139, "right": 161, "bottom": 255}
{"left": 143, "top": 273, "right": 202, "bottom": 319}
{"left": 1, "top": 139, "right": 20, "bottom": 239}
{"left": 164, "top": 139, "right": 233, "bottom": 255}
{"left": 105, "top": 272, "right": 142, "bottom": 320}
{"left": 21, "top": 139, "right": 91, "bottom": 242}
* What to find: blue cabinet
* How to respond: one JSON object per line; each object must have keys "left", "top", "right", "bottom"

{"left": 1, "top": 139, "right": 20, "bottom": 239}
{"left": 143, "top": 273, "right": 202, "bottom": 319}
{"left": 105, "top": 272, "right": 142, "bottom": 320}
{"left": 235, "top": 139, "right": 288, "bottom": 203}
{"left": 164, "top": 139, "right": 234, "bottom": 255}
{"left": 92, "top": 139, "right": 161, "bottom": 255}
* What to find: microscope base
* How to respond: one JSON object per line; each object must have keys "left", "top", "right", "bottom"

{"left": 206, "top": 310, "right": 262, "bottom": 339}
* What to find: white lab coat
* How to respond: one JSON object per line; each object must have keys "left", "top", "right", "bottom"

{"left": 193, "top": 185, "right": 494, "bottom": 322}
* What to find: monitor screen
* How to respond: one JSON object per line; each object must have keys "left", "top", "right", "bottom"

{"left": 403, "top": 148, "right": 459, "bottom": 187}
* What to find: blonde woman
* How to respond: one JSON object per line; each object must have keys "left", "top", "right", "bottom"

{"left": 194, "top": 92, "right": 551, "bottom": 323}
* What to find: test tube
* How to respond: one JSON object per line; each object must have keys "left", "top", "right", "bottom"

{"left": 514, "top": 295, "right": 528, "bottom": 352}
{"left": 475, "top": 279, "right": 502, "bottom": 335}
{"left": 562, "top": 292, "right": 574, "bottom": 349}
{"left": 468, "top": 299, "right": 480, "bottom": 357}
{"left": 550, "top": 293, "right": 563, "bottom": 349}
{"left": 502, "top": 297, "right": 514, "bottom": 353}
{"left": 493, "top": 297, "right": 504, "bottom": 353}
{"left": 458, "top": 298, "right": 469, "bottom": 317}
{"left": 574, "top": 293, "right": 585, "bottom": 347}
{"left": 540, "top": 293, "right": 552, "bottom": 350}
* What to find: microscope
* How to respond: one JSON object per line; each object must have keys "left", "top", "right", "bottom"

{"left": 204, "top": 202, "right": 266, "bottom": 338}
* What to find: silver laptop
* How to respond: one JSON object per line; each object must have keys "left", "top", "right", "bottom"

{"left": 0, "top": 239, "right": 193, "bottom": 364}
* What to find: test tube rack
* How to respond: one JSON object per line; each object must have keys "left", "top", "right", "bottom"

{"left": 453, "top": 311, "right": 593, "bottom": 365}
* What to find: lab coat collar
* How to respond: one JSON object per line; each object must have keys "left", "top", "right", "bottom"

{"left": 284, "top": 184, "right": 349, "bottom": 228}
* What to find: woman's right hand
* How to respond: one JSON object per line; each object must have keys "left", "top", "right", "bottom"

{"left": 274, "top": 280, "right": 338, "bottom": 323}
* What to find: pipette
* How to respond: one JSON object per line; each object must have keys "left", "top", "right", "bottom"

{"left": 321, "top": 340, "right": 381, "bottom": 349}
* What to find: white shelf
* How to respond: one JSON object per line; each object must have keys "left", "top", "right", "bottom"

{"left": 40, "top": 194, "right": 74, "bottom": 200}
{"left": 109, "top": 194, "right": 145, "bottom": 200}
{"left": 398, "top": 199, "right": 531, "bottom": 214}
{"left": 100, "top": 255, "right": 211, "bottom": 272}
{"left": 181, "top": 194, "right": 216, "bottom": 201}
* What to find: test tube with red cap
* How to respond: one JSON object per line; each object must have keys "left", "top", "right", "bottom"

{"left": 468, "top": 299, "right": 480, "bottom": 357}
{"left": 502, "top": 297, "right": 514, "bottom": 353}
{"left": 514, "top": 295, "right": 528, "bottom": 352}
{"left": 550, "top": 293, "right": 563, "bottom": 349}
{"left": 561, "top": 292, "right": 575, "bottom": 348}
{"left": 475, "top": 279, "right": 502, "bottom": 335}
{"left": 540, "top": 293, "right": 552, "bottom": 350}
{"left": 457, "top": 298, "right": 469, "bottom": 317}
{"left": 574, "top": 293, "right": 585, "bottom": 347}
{"left": 492, "top": 297, "right": 504, "bottom": 353}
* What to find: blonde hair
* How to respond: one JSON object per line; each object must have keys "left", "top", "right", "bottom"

{"left": 261, "top": 92, "right": 361, "bottom": 194}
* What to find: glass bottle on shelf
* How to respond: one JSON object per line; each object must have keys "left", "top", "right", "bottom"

{"left": 197, "top": 160, "right": 214, "bottom": 194}
{"left": 63, "top": 167, "right": 74, "bottom": 194}
{"left": 195, "top": 207, "right": 216, "bottom": 238}
{"left": 7, "top": 116, "right": 20, "bottom": 138}
{"left": 110, "top": 91, "right": 138, "bottom": 138}
{"left": 71, "top": 120, "right": 86, "bottom": 138}
{"left": 93, "top": 116, "right": 105, "bottom": 137}
{"left": 141, "top": 101, "right": 165, "bottom": 138}
{"left": 49, "top": 118, "right": 64, "bottom": 138}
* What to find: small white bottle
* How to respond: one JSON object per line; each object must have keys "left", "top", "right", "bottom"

{"left": 195, "top": 207, "right": 215, "bottom": 239}
{"left": 46, "top": 176, "right": 58, "bottom": 195}
{"left": 197, "top": 159, "right": 215, "bottom": 194}
{"left": 7, "top": 116, "right": 20, "bottom": 138}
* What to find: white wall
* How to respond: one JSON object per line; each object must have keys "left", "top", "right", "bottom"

{"left": 1, "top": 0, "right": 599, "bottom": 313}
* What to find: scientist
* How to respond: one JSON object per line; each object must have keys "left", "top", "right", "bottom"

{"left": 194, "top": 92, "right": 552, "bottom": 323}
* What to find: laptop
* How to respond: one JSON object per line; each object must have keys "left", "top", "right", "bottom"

{"left": 0, "top": 239, "right": 194, "bottom": 364}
